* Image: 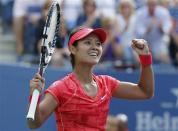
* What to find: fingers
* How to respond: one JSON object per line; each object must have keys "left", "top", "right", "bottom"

{"left": 131, "top": 39, "right": 150, "bottom": 55}
{"left": 132, "top": 39, "right": 148, "bottom": 44}
{"left": 131, "top": 43, "right": 143, "bottom": 54}
{"left": 132, "top": 39, "right": 147, "bottom": 49}
{"left": 29, "top": 73, "right": 45, "bottom": 94}
{"left": 30, "top": 80, "right": 42, "bottom": 89}
{"left": 34, "top": 73, "right": 42, "bottom": 80}
{"left": 33, "top": 73, "right": 45, "bottom": 83}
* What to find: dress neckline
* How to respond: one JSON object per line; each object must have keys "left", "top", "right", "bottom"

{"left": 70, "top": 72, "right": 100, "bottom": 100}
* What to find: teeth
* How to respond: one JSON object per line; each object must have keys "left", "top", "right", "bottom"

{"left": 89, "top": 52, "right": 98, "bottom": 56}
{"left": 89, "top": 53, "right": 97, "bottom": 56}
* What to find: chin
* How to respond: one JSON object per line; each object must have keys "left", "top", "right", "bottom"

{"left": 92, "top": 61, "right": 99, "bottom": 65}
{"left": 91, "top": 58, "right": 100, "bottom": 63}
{"left": 83, "top": 56, "right": 101, "bottom": 65}
{"left": 85, "top": 59, "right": 99, "bottom": 65}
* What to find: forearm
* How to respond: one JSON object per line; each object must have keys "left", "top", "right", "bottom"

{"left": 27, "top": 92, "right": 44, "bottom": 129}
{"left": 27, "top": 103, "right": 43, "bottom": 129}
{"left": 27, "top": 93, "right": 58, "bottom": 129}
{"left": 113, "top": 39, "right": 155, "bottom": 100}
{"left": 27, "top": 74, "right": 56, "bottom": 129}
{"left": 138, "top": 64, "right": 154, "bottom": 98}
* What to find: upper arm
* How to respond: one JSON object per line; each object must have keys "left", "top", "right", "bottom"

{"left": 113, "top": 81, "right": 150, "bottom": 100}
{"left": 39, "top": 93, "right": 58, "bottom": 123}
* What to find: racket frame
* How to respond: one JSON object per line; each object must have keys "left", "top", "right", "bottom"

{"left": 26, "top": 1, "right": 60, "bottom": 121}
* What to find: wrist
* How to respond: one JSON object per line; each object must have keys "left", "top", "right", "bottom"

{"left": 139, "top": 53, "right": 152, "bottom": 67}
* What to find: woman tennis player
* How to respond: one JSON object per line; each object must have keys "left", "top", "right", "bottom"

{"left": 27, "top": 27, "right": 154, "bottom": 130}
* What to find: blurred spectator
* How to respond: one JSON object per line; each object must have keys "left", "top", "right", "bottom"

{"left": 106, "top": 115, "right": 119, "bottom": 131}
{"left": 62, "top": 0, "right": 82, "bottom": 30}
{"left": 34, "top": 0, "right": 52, "bottom": 64}
{"left": 76, "top": 0, "right": 102, "bottom": 29}
{"left": 135, "top": 0, "right": 172, "bottom": 64}
{"left": 116, "top": 0, "right": 138, "bottom": 67}
{"left": 95, "top": 0, "right": 116, "bottom": 18}
{"left": 50, "top": 18, "right": 70, "bottom": 68}
{"left": 35, "top": 0, "right": 70, "bottom": 67}
{"left": 106, "top": 114, "right": 129, "bottom": 131}
{"left": 100, "top": 17, "right": 124, "bottom": 67}
{"left": 169, "top": 0, "right": 178, "bottom": 67}
{"left": 0, "top": 0, "right": 14, "bottom": 34}
{"left": 13, "top": 0, "right": 45, "bottom": 59}
{"left": 116, "top": 114, "right": 129, "bottom": 131}
{"left": 159, "top": 0, "right": 171, "bottom": 9}
{"left": 134, "top": 0, "right": 147, "bottom": 9}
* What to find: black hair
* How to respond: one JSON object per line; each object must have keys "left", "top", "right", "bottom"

{"left": 68, "top": 27, "right": 85, "bottom": 69}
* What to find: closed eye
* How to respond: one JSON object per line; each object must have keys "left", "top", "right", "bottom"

{"left": 96, "top": 41, "right": 102, "bottom": 47}
{"left": 84, "top": 40, "right": 91, "bottom": 45}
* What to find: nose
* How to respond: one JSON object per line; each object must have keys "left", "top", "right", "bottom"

{"left": 91, "top": 42, "right": 99, "bottom": 50}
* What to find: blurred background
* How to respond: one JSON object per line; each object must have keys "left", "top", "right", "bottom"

{"left": 0, "top": 0, "right": 178, "bottom": 131}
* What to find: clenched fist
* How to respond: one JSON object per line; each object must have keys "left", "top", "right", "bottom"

{"left": 29, "top": 73, "right": 45, "bottom": 95}
{"left": 131, "top": 39, "right": 150, "bottom": 55}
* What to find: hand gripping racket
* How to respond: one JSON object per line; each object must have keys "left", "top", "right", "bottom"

{"left": 26, "top": 1, "right": 60, "bottom": 121}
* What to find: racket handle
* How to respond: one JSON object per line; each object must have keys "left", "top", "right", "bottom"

{"left": 26, "top": 89, "right": 40, "bottom": 121}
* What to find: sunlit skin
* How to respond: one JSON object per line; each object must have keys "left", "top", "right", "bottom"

{"left": 70, "top": 34, "right": 103, "bottom": 66}
{"left": 69, "top": 34, "right": 104, "bottom": 86}
{"left": 27, "top": 32, "right": 154, "bottom": 129}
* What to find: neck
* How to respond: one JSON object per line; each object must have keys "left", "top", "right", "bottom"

{"left": 73, "top": 64, "right": 94, "bottom": 84}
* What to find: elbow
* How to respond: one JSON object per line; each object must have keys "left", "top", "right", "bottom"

{"left": 145, "top": 88, "right": 155, "bottom": 99}
{"left": 28, "top": 124, "right": 41, "bottom": 129}
{"left": 28, "top": 125, "right": 39, "bottom": 130}
{"left": 27, "top": 120, "right": 42, "bottom": 129}
{"left": 141, "top": 85, "right": 154, "bottom": 100}
{"left": 146, "top": 92, "right": 154, "bottom": 99}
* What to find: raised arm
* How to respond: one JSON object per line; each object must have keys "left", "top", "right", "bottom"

{"left": 27, "top": 73, "right": 58, "bottom": 129}
{"left": 113, "top": 39, "right": 154, "bottom": 100}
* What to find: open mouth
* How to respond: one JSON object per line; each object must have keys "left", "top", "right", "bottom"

{"left": 88, "top": 51, "right": 98, "bottom": 57}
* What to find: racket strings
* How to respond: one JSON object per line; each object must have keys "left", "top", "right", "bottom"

{"left": 42, "top": 3, "right": 60, "bottom": 64}
{"left": 39, "top": 2, "right": 60, "bottom": 67}
{"left": 26, "top": 1, "right": 61, "bottom": 122}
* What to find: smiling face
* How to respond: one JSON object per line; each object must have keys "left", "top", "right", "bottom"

{"left": 70, "top": 33, "right": 103, "bottom": 66}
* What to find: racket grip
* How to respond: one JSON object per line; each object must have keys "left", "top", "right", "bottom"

{"left": 26, "top": 89, "right": 40, "bottom": 121}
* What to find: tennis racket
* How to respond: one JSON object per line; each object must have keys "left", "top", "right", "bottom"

{"left": 26, "top": 1, "right": 60, "bottom": 121}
